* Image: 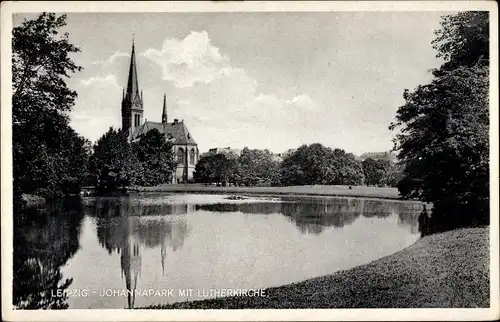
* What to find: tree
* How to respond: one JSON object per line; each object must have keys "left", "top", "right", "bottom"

{"left": 12, "top": 13, "right": 86, "bottom": 200}
{"left": 90, "top": 127, "right": 135, "bottom": 192}
{"left": 13, "top": 13, "right": 82, "bottom": 122}
{"left": 325, "top": 149, "right": 364, "bottom": 186}
{"left": 390, "top": 12, "right": 489, "bottom": 232}
{"left": 193, "top": 152, "right": 239, "bottom": 186}
{"left": 193, "top": 154, "right": 213, "bottom": 185}
{"left": 132, "top": 129, "right": 176, "bottom": 186}
{"left": 280, "top": 144, "right": 364, "bottom": 186}
{"left": 237, "top": 148, "right": 281, "bottom": 186}
{"left": 362, "top": 158, "right": 393, "bottom": 186}
{"left": 384, "top": 162, "right": 404, "bottom": 188}
{"left": 432, "top": 12, "right": 489, "bottom": 73}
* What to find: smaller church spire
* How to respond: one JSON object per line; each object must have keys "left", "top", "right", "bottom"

{"left": 162, "top": 94, "right": 168, "bottom": 124}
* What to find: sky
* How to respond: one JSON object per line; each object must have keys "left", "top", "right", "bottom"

{"left": 14, "top": 11, "right": 447, "bottom": 155}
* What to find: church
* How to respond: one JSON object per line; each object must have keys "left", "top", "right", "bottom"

{"left": 120, "top": 41, "right": 199, "bottom": 183}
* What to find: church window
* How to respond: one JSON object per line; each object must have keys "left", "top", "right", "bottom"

{"left": 190, "top": 149, "right": 195, "bottom": 165}
{"left": 177, "top": 148, "right": 184, "bottom": 164}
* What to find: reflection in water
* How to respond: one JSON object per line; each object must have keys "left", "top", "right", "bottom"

{"left": 13, "top": 198, "right": 84, "bottom": 309}
{"left": 14, "top": 194, "right": 422, "bottom": 309}
{"left": 86, "top": 198, "right": 189, "bottom": 308}
{"left": 197, "top": 198, "right": 423, "bottom": 235}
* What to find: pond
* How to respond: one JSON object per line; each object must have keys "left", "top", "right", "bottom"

{"left": 13, "top": 193, "right": 423, "bottom": 309}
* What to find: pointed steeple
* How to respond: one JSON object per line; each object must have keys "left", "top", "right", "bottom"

{"left": 121, "top": 36, "right": 144, "bottom": 138}
{"left": 125, "top": 37, "right": 141, "bottom": 104}
{"left": 162, "top": 94, "right": 168, "bottom": 123}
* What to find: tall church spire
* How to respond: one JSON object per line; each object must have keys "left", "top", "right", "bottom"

{"left": 121, "top": 37, "right": 144, "bottom": 137}
{"left": 126, "top": 37, "right": 140, "bottom": 102}
{"left": 162, "top": 94, "right": 168, "bottom": 123}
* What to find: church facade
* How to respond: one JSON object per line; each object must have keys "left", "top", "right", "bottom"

{"left": 121, "top": 42, "right": 199, "bottom": 183}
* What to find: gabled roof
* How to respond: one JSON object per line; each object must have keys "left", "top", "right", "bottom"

{"left": 132, "top": 121, "right": 197, "bottom": 146}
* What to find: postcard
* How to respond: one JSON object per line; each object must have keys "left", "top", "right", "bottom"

{"left": 1, "top": 1, "right": 498, "bottom": 321}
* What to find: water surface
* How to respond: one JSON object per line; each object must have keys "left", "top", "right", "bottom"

{"left": 13, "top": 193, "right": 423, "bottom": 309}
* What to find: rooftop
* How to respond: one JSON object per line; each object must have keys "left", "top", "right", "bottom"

{"left": 132, "top": 120, "right": 197, "bottom": 146}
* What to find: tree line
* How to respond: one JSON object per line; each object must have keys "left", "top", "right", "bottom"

{"left": 193, "top": 144, "right": 401, "bottom": 187}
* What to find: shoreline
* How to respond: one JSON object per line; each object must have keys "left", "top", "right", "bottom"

{"left": 142, "top": 227, "right": 489, "bottom": 309}
{"left": 128, "top": 184, "right": 409, "bottom": 202}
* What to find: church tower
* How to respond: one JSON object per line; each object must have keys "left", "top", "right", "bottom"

{"left": 121, "top": 39, "right": 144, "bottom": 137}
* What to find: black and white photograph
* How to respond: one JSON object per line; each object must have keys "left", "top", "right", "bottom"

{"left": 1, "top": 1, "right": 498, "bottom": 321}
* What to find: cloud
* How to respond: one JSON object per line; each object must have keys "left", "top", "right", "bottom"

{"left": 72, "top": 30, "right": 320, "bottom": 152}
{"left": 92, "top": 50, "right": 130, "bottom": 65}
{"left": 81, "top": 74, "right": 120, "bottom": 88}
{"left": 287, "top": 94, "right": 314, "bottom": 107}
{"left": 142, "top": 30, "right": 234, "bottom": 88}
{"left": 138, "top": 31, "right": 321, "bottom": 152}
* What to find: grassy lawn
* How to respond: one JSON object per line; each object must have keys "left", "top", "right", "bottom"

{"left": 143, "top": 227, "right": 489, "bottom": 309}
{"left": 131, "top": 184, "right": 401, "bottom": 200}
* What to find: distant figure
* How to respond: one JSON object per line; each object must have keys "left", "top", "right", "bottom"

{"left": 348, "top": 186, "right": 352, "bottom": 190}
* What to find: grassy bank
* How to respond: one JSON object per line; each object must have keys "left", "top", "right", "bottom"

{"left": 130, "top": 184, "right": 402, "bottom": 200}
{"left": 144, "top": 227, "right": 489, "bottom": 309}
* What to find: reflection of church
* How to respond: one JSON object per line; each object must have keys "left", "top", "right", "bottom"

{"left": 93, "top": 199, "right": 190, "bottom": 308}
{"left": 121, "top": 40, "right": 199, "bottom": 183}
{"left": 120, "top": 218, "right": 142, "bottom": 309}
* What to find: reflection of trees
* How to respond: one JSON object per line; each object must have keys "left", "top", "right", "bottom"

{"left": 13, "top": 197, "right": 84, "bottom": 309}
{"left": 281, "top": 199, "right": 362, "bottom": 234}
{"left": 397, "top": 203, "right": 424, "bottom": 234}
{"left": 197, "top": 199, "right": 366, "bottom": 235}
{"left": 85, "top": 197, "right": 192, "bottom": 219}
{"left": 195, "top": 198, "right": 423, "bottom": 236}
{"left": 361, "top": 200, "right": 392, "bottom": 218}
{"left": 86, "top": 197, "right": 189, "bottom": 308}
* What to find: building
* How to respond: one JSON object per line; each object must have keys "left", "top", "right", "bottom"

{"left": 120, "top": 41, "right": 199, "bottom": 183}
{"left": 208, "top": 147, "right": 242, "bottom": 157}
{"left": 271, "top": 153, "right": 283, "bottom": 162}
{"left": 358, "top": 151, "right": 397, "bottom": 163}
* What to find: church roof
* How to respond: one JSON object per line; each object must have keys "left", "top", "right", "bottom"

{"left": 132, "top": 121, "right": 197, "bottom": 146}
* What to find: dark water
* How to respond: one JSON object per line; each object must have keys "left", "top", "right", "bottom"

{"left": 13, "top": 193, "right": 423, "bottom": 309}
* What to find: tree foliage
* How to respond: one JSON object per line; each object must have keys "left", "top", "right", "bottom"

{"left": 132, "top": 129, "right": 177, "bottom": 186}
{"left": 432, "top": 11, "right": 489, "bottom": 73}
{"left": 193, "top": 153, "right": 215, "bottom": 185}
{"left": 89, "top": 128, "right": 134, "bottom": 191}
{"left": 90, "top": 128, "right": 176, "bottom": 191}
{"left": 193, "top": 152, "right": 239, "bottom": 186}
{"left": 362, "top": 158, "right": 396, "bottom": 187}
{"left": 12, "top": 13, "right": 88, "bottom": 200}
{"left": 280, "top": 144, "right": 364, "bottom": 186}
{"left": 390, "top": 12, "right": 489, "bottom": 232}
{"left": 238, "top": 148, "right": 281, "bottom": 186}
